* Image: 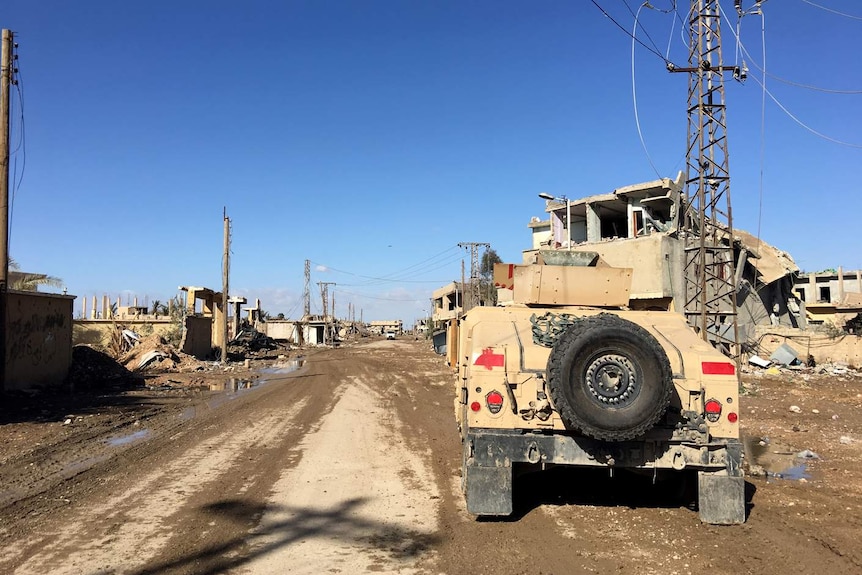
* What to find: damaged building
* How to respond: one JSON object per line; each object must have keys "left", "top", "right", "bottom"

{"left": 524, "top": 173, "right": 804, "bottom": 352}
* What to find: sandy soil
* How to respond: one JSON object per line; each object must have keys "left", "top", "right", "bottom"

{"left": 0, "top": 338, "right": 861, "bottom": 574}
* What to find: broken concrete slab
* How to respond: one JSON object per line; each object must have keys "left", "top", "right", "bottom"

{"left": 770, "top": 343, "right": 801, "bottom": 366}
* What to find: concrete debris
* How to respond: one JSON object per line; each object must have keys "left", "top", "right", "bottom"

{"left": 744, "top": 360, "right": 862, "bottom": 378}
{"left": 770, "top": 343, "right": 801, "bottom": 366}
{"left": 122, "top": 329, "right": 141, "bottom": 348}
{"left": 120, "top": 334, "right": 207, "bottom": 373}
{"left": 840, "top": 436, "right": 853, "bottom": 445}
{"left": 789, "top": 405, "right": 802, "bottom": 413}
{"left": 749, "top": 355, "right": 771, "bottom": 368}
{"left": 138, "top": 350, "right": 169, "bottom": 370}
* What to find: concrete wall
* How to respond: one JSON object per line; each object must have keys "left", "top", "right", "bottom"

{"left": 73, "top": 318, "right": 175, "bottom": 347}
{"left": 5, "top": 291, "right": 75, "bottom": 391}
{"left": 265, "top": 320, "right": 300, "bottom": 343}
{"left": 180, "top": 316, "right": 213, "bottom": 359}
{"left": 752, "top": 325, "right": 862, "bottom": 367}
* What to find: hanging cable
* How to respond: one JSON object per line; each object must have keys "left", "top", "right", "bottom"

{"left": 590, "top": 0, "right": 674, "bottom": 66}
{"left": 664, "top": 1, "right": 679, "bottom": 61}
{"left": 719, "top": 1, "right": 862, "bottom": 149}
{"left": 9, "top": 46, "right": 25, "bottom": 253}
{"left": 631, "top": 2, "right": 663, "bottom": 178}
{"left": 333, "top": 288, "right": 424, "bottom": 302}
{"left": 800, "top": 0, "right": 862, "bottom": 21}
{"left": 755, "top": 8, "right": 768, "bottom": 281}
{"left": 622, "top": 0, "right": 667, "bottom": 58}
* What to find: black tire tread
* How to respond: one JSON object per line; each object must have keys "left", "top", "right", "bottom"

{"left": 546, "top": 313, "right": 673, "bottom": 441}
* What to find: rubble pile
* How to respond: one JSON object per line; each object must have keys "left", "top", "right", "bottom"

{"left": 228, "top": 328, "right": 282, "bottom": 359}
{"left": 118, "top": 333, "right": 208, "bottom": 373}
{"left": 745, "top": 341, "right": 860, "bottom": 378}
{"left": 66, "top": 345, "right": 138, "bottom": 390}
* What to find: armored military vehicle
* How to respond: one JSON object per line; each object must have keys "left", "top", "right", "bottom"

{"left": 450, "top": 254, "right": 745, "bottom": 524}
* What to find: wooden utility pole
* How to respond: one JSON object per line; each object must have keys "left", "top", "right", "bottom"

{"left": 221, "top": 209, "right": 230, "bottom": 363}
{"left": 0, "top": 30, "right": 13, "bottom": 391}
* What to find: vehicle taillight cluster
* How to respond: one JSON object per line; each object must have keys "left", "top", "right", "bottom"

{"left": 486, "top": 390, "right": 504, "bottom": 414}
{"left": 470, "top": 390, "right": 506, "bottom": 414}
{"left": 704, "top": 398, "right": 738, "bottom": 424}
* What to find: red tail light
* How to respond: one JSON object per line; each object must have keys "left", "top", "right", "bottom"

{"left": 727, "top": 412, "right": 738, "bottom": 423}
{"left": 486, "top": 391, "right": 504, "bottom": 415}
{"left": 470, "top": 401, "right": 481, "bottom": 412}
{"left": 704, "top": 399, "right": 722, "bottom": 422}
{"left": 702, "top": 361, "right": 736, "bottom": 375}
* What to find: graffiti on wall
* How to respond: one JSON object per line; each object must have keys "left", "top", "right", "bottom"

{"left": 7, "top": 311, "right": 67, "bottom": 367}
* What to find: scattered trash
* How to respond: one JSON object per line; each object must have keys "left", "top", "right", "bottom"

{"left": 138, "top": 350, "right": 169, "bottom": 370}
{"left": 796, "top": 449, "right": 819, "bottom": 460}
{"left": 748, "top": 355, "right": 771, "bottom": 368}
{"left": 122, "top": 329, "right": 141, "bottom": 348}
{"left": 832, "top": 414, "right": 840, "bottom": 420}
{"left": 789, "top": 405, "right": 802, "bottom": 413}
{"left": 768, "top": 465, "right": 811, "bottom": 481}
{"left": 765, "top": 366, "right": 782, "bottom": 375}
{"left": 812, "top": 409, "right": 820, "bottom": 414}
{"left": 63, "top": 418, "right": 72, "bottom": 425}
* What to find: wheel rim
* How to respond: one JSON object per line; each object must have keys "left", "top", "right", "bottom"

{"left": 583, "top": 353, "right": 638, "bottom": 406}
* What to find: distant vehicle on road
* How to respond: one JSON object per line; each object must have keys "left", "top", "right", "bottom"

{"left": 385, "top": 332, "right": 396, "bottom": 340}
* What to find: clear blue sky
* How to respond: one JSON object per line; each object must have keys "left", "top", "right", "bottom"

{"left": 5, "top": 1, "right": 861, "bottom": 324}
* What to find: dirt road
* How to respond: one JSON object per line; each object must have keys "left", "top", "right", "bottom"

{"left": 1, "top": 339, "right": 861, "bottom": 574}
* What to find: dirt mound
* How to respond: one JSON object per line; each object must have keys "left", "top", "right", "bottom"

{"left": 66, "top": 345, "right": 139, "bottom": 390}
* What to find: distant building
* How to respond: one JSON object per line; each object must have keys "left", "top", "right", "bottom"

{"left": 368, "top": 320, "right": 403, "bottom": 336}
{"left": 431, "top": 282, "right": 464, "bottom": 323}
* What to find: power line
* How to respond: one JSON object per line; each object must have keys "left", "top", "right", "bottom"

{"left": 752, "top": 76, "right": 862, "bottom": 148}
{"left": 332, "top": 288, "right": 423, "bottom": 302}
{"left": 309, "top": 245, "right": 462, "bottom": 286}
{"left": 590, "top": 0, "right": 674, "bottom": 66}
{"left": 719, "top": 1, "right": 862, "bottom": 149}
{"left": 800, "top": 0, "right": 862, "bottom": 21}
{"left": 630, "top": 1, "right": 663, "bottom": 178}
{"left": 729, "top": 3, "right": 862, "bottom": 93}
{"left": 310, "top": 260, "right": 456, "bottom": 285}
{"left": 622, "top": 0, "right": 666, "bottom": 57}
{"left": 8, "top": 42, "right": 23, "bottom": 252}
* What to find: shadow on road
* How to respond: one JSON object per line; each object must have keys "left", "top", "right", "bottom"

{"left": 131, "top": 497, "right": 440, "bottom": 575}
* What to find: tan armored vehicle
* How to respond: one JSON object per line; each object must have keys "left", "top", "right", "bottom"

{"left": 450, "top": 254, "right": 745, "bottom": 524}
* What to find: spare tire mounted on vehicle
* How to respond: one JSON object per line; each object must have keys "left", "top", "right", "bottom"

{"left": 546, "top": 313, "right": 673, "bottom": 441}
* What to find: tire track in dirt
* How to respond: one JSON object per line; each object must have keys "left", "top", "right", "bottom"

{"left": 236, "top": 376, "right": 440, "bottom": 575}
{"left": 5, "top": 394, "right": 310, "bottom": 574}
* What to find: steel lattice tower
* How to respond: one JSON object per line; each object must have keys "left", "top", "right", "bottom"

{"left": 458, "top": 242, "right": 490, "bottom": 310}
{"left": 674, "top": 0, "right": 740, "bottom": 356}
{"left": 303, "top": 259, "right": 311, "bottom": 318}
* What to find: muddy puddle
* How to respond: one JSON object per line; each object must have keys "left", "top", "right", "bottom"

{"left": 743, "top": 434, "right": 817, "bottom": 481}
{"left": 106, "top": 428, "right": 152, "bottom": 447}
